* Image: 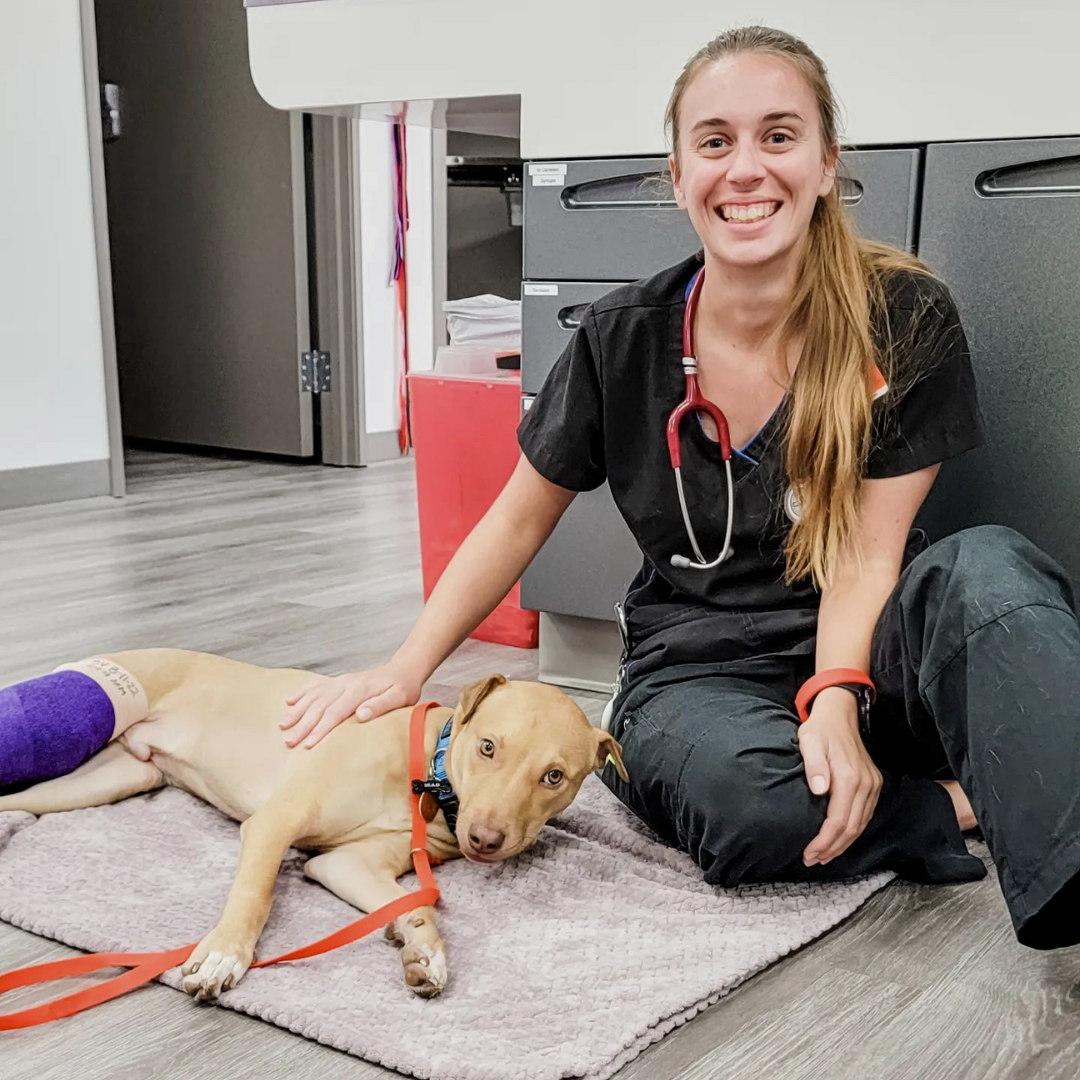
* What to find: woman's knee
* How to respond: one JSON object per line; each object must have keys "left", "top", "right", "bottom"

{"left": 908, "top": 525, "right": 1075, "bottom": 625}
{"left": 942, "top": 525, "right": 1069, "bottom": 598}
{"left": 675, "top": 736, "right": 817, "bottom": 887}
{"left": 606, "top": 680, "right": 823, "bottom": 885}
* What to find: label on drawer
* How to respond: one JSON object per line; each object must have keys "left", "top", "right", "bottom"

{"left": 523, "top": 283, "right": 559, "bottom": 296}
{"left": 529, "top": 163, "right": 567, "bottom": 187}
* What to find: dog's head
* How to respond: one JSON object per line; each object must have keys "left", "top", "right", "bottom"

{"left": 446, "top": 675, "right": 628, "bottom": 864}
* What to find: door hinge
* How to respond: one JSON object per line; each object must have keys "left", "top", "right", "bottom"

{"left": 301, "top": 350, "right": 332, "bottom": 394}
{"left": 100, "top": 83, "right": 122, "bottom": 142}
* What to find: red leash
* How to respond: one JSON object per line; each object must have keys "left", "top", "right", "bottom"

{"left": 0, "top": 703, "right": 443, "bottom": 1031}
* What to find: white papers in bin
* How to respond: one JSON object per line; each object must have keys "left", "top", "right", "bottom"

{"left": 443, "top": 294, "right": 521, "bottom": 350}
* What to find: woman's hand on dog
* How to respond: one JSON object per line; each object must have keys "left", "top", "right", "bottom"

{"left": 282, "top": 665, "right": 422, "bottom": 748}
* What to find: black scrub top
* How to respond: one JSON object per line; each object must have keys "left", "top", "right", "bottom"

{"left": 517, "top": 254, "right": 984, "bottom": 676}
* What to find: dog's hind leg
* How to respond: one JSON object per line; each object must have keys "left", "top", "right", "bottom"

{"left": 304, "top": 840, "right": 447, "bottom": 998}
{"left": 0, "top": 742, "right": 163, "bottom": 816}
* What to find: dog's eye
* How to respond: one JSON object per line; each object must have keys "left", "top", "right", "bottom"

{"left": 542, "top": 769, "right": 564, "bottom": 787}
{"left": 479, "top": 739, "right": 495, "bottom": 758}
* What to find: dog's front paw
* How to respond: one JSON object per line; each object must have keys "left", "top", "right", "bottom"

{"left": 181, "top": 930, "right": 254, "bottom": 1001}
{"left": 401, "top": 940, "right": 447, "bottom": 998}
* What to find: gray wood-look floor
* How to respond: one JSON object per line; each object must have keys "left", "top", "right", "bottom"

{"left": 2, "top": 451, "right": 1077, "bottom": 1080}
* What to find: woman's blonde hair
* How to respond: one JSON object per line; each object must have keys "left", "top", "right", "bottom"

{"left": 666, "top": 25, "right": 932, "bottom": 588}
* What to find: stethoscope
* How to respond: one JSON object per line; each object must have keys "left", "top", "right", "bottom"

{"left": 668, "top": 269, "right": 737, "bottom": 571}
{"left": 603, "top": 268, "right": 734, "bottom": 735}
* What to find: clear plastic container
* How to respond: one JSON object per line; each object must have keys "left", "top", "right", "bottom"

{"left": 433, "top": 345, "right": 502, "bottom": 375}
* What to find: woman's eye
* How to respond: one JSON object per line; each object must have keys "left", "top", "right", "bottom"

{"left": 703, "top": 137, "right": 727, "bottom": 150}
{"left": 767, "top": 132, "right": 792, "bottom": 145}
{"left": 479, "top": 739, "right": 495, "bottom": 758}
{"left": 542, "top": 769, "right": 564, "bottom": 787}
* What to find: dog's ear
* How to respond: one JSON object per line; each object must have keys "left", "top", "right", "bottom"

{"left": 594, "top": 729, "right": 629, "bottom": 782}
{"left": 456, "top": 675, "right": 507, "bottom": 727}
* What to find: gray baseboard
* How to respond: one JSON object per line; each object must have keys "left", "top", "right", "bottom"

{"left": 537, "top": 611, "right": 622, "bottom": 693}
{"left": 365, "top": 429, "right": 407, "bottom": 464}
{"left": 0, "top": 459, "right": 112, "bottom": 510}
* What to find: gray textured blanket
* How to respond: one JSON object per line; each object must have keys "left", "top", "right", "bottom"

{"left": 0, "top": 779, "right": 892, "bottom": 1080}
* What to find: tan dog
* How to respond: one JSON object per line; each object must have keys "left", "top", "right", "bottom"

{"left": 0, "top": 649, "right": 628, "bottom": 999}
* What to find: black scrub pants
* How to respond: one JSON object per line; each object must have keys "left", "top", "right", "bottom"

{"left": 602, "top": 526, "right": 1080, "bottom": 949}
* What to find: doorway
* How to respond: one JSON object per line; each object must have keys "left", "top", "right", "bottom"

{"left": 88, "top": 0, "right": 341, "bottom": 481}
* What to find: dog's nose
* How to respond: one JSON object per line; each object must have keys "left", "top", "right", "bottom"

{"left": 467, "top": 825, "right": 505, "bottom": 855}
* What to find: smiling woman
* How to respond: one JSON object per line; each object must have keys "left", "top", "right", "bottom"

{"left": 664, "top": 26, "right": 931, "bottom": 586}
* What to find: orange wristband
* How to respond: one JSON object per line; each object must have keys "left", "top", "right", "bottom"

{"left": 795, "top": 668, "right": 876, "bottom": 724}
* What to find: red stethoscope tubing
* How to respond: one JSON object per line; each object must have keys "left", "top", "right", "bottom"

{"left": 667, "top": 269, "right": 736, "bottom": 570}
{"left": 666, "top": 270, "right": 732, "bottom": 466}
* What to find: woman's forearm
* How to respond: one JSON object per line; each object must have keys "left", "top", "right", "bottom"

{"left": 814, "top": 466, "right": 939, "bottom": 682}
{"left": 815, "top": 563, "right": 899, "bottom": 678}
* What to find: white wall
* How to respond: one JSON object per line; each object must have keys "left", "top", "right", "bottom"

{"left": 357, "top": 117, "right": 435, "bottom": 442}
{"left": 250, "top": 0, "right": 1080, "bottom": 157}
{"left": 0, "top": 1, "right": 110, "bottom": 472}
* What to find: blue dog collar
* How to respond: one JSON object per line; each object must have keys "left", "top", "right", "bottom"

{"left": 411, "top": 717, "right": 459, "bottom": 835}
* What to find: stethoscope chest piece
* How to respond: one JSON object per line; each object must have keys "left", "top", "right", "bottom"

{"left": 783, "top": 486, "right": 802, "bottom": 524}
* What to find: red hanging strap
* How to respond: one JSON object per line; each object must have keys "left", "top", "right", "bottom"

{"left": 0, "top": 702, "right": 443, "bottom": 1030}
{"left": 391, "top": 118, "right": 411, "bottom": 454}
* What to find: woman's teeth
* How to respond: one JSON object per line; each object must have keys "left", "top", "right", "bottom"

{"left": 720, "top": 202, "right": 779, "bottom": 223}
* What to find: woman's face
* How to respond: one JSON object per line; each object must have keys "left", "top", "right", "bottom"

{"left": 670, "top": 53, "right": 837, "bottom": 272}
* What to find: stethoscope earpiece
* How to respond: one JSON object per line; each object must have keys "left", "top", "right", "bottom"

{"left": 670, "top": 547, "right": 734, "bottom": 571}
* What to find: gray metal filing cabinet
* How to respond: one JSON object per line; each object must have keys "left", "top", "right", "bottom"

{"left": 518, "top": 394, "right": 643, "bottom": 628}
{"left": 917, "top": 138, "right": 1080, "bottom": 581}
{"left": 522, "top": 149, "right": 921, "bottom": 283}
{"left": 523, "top": 157, "right": 698, "bottom": 281}
{"left": 520, "top": 281, "right": 624, "bottom": 395}
{"left": 520, "top": 148, "right": 926, "bottom": 652}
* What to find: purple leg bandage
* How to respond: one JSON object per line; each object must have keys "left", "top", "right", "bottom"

{"left": 0, "top": 672, "right": 115, "bottom": 787}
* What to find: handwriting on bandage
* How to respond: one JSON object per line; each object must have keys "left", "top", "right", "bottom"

{"left": 84, "top": 657, "right": 141, "bottom": 698}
